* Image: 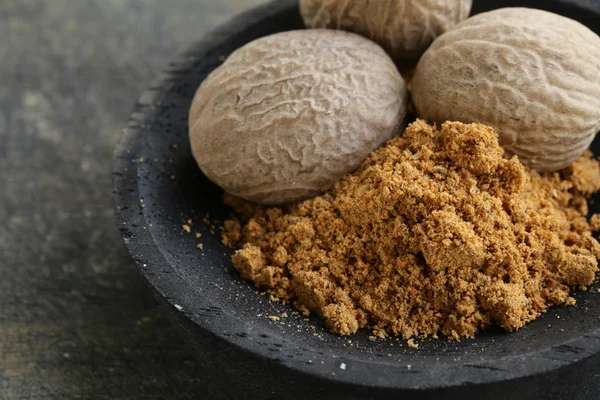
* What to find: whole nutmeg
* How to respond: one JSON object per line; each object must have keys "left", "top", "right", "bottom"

{"left": 412, "top": 8, "right": 600, "bottom": 172}
{"left": 299, "top": 0, "right": 472, "bottom": 64}
{"left": 189, "top": 29, "right": 408, "bottom": 204}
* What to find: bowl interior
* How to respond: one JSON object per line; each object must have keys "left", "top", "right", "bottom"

{"left": 119, "top": 0, "right": 600, "bottom": 388}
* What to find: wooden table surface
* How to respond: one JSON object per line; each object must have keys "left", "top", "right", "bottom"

{"left": 0, "top": 1, "right": 267, "bottom": 398}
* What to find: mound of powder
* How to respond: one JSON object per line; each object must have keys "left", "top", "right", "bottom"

{"left": 222, "top": 120, "right": 600, "bottom": 339}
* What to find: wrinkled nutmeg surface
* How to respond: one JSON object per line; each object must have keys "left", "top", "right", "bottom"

{"left": 413, "top": 8, "right": 600, "bottom": 172}
{"left": 300, "top": 0, "right": 472, "bottom": 64}
{"left": 189, "top": 29, "right": 407, "bottom": 204}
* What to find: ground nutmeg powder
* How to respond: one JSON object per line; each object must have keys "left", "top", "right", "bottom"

{"left": 222, "top": 120, "right": 600, "bottom": 340}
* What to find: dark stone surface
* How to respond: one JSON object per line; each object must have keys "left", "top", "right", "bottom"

{"left": 0, "top": 0, "right": 265, "bottom": 398}
{"left": 3, "top": 0, "right": 600, "bottom": 399}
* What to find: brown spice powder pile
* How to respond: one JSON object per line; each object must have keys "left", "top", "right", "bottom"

{"left": 222, "top": 120, "right": 600, "bottom": 339}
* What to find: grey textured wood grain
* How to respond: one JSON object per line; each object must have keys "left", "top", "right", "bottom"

{"left": 0, "top": 0, "right": 266, "bottom": 398}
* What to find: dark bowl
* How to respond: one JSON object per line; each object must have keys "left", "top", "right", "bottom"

{"left": 112, "top": 0, "right": 600, "bottom": 398}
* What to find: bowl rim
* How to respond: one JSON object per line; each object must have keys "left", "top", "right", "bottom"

{"left": 112, "top": 0, "right": 600, "bottom": 390}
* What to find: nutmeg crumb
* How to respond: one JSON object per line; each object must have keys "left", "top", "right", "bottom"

{"left": 590, "top": 214, "right": 600, "bottom": 232}
{"left": 222, "top": 121, "right": 600, "bottom": 339}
